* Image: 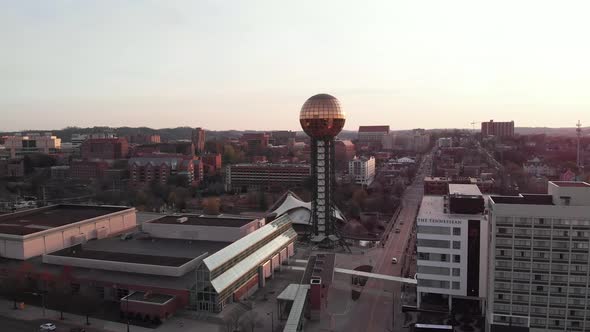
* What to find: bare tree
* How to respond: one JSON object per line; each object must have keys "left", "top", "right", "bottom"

{"left": 203, "top": 197, "right": 221, "bottom": 215}
{"left": 72, "top": 287, "right": 100, "bottom": 325}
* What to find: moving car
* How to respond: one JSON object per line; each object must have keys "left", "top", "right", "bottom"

{"left": 40, "top": 323, "right": 57, "bottom": 331}
{"left": 391, "top": 257, "right": 398, "bottom": 264}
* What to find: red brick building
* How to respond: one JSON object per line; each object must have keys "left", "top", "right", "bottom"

{"left": 81, "top": 138, "right": 129, "bottom": 160}
{"left": 70, "top": 160, "right": 110, "bottom": 180}
{"left": 128, "top": 134, "right": 161, "bottom": 145}
{"left": 191, "top": 128, "right": 206, "bottom": 154}
{"left": 131, "top": 142, "right": 194, "bottom": 157}
{"left": 202, "top": 153, "right": 222, "bottom": 175}
{"left": 241, "top": 133, "right": 270, "bottom": 150}
{"left": 335, "top": 140, "right": 355, "bottom": 171}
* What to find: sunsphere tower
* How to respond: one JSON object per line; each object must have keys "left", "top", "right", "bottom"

{"left": 299, "top": 94, "right": 346, "bottom": 244}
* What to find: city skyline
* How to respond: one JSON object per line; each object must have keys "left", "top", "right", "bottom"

{"left": 2, "top": 1, "right": 590, "bottom": 131}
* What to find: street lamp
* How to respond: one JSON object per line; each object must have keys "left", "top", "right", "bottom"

{"left": 126, "top": 293, "right": 130, "bottom": 332}
{"left": 267, "top": 311, "right": 274, "bottom": 332}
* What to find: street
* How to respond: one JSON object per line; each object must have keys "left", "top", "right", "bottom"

{"left": 0, "top": 315, "right": 41, "bottom": 332}
{"left": 341, "top": 152, "right": 431, "bottom": 332}
{"left": 0, "top": 315, "right": 106, "bottom": 332}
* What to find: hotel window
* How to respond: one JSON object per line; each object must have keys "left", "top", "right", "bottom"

{"left": 418, "top": 225, "right": 450, "bottom": 235}
{"left": 452, "top": 282, "right": 460, "bottom": 290}
{"left": 453, "top": 255, "right": 460, "bottom": 263}
{"left": 452, "top": 241, "right": 461, "bottom": 249}
{"left": 417, "top": 239, "right": 450, "bottom": 249}
{"left": 453, "top": 227, "right": 461, "bottom": 236}
{"left": 452, "top": 268, "right": 460, "bottom": 276}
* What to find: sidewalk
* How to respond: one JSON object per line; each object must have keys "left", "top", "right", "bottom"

{"left": 0, "top": 298, "right": 220, "bottom": 332}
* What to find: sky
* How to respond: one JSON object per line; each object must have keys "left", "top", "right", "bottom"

{"left": 1, "top": 0, "right": 590, "bottom": 132}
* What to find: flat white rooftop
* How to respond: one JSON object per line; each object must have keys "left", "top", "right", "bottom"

{"left": 418, "top": 195, "right": 489, "bottom": 220}
{"left": 448, "top": 184, "right": 482, "bottom": 196}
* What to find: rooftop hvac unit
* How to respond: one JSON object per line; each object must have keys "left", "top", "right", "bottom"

{"left": 177, "top": 217, "right": 188, "bottom": 224}
{"left": 71, "top": 234, "right": 87, "bottom": 245}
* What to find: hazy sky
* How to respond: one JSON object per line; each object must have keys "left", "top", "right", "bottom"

{"left": 1, "top": 1, "right": 589, "bottom": 132}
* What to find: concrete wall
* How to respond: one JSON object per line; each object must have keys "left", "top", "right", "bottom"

{"left": 233, "top": 275, "right": 258, "bottom": 301}
{"left": 42, "top": 252, "right": 206, "bottom": 277}
{"left": 416, "top": 216, "right": 469, "bottom": 297}
{"left": 141, "top": 218, "right": 262, "bottom": 242}
{"left": 121, "top": 295, "right": 178, "bottom": 320}
{"left": 0, "top": 208, "right": 137, "bottom": 260}
{"left": 548, "top": 182, "right": 590, "bottom": 206}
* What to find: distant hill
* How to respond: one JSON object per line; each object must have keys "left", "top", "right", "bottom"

{"left": 1, "top": 126, "right": 586, "bottom": 141}
{"left": 515, "top": 127, "right": 588, "bottom": 137}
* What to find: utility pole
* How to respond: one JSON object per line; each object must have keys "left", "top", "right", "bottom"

{"left": 267, "top": 311, "right": 274, "bottom": 332}
{"left": 576, "top": 120, "right": 583, "bottom": 172}
{"left": 127, "top": 294, "right": 130, "bottom": 332}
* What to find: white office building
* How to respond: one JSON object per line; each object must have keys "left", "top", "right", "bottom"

{"left": 487, "top": 181, "right": 590, "bottom": 332}
{"left": 348, "top": 156, "right": 376, "bottom": 186}
{"left": 416, "top": 184, "right": 489, "bottom": 311}
{"left": 4, "top": 133, "right": 61, "bottom": 157}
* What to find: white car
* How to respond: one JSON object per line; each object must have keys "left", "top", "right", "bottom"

{"left": 391, "top": 257, "right": 398, "bottom": 264}
{"left": 40, "top": 323, "right": 57, "bottom": 331}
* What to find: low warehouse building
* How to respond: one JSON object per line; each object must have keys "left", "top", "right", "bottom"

{"left": 0, "top": 204, "right": 137, "bottom": 260}
{"left": 0, "top": 206, "right": 296, "bottom": 321}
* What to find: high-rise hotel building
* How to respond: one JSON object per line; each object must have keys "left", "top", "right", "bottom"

{"left": 416, "top": 184, "right": 489, "bottom": 311}
{"left": 487, "top": 181, "right": 590, "bottom": 332}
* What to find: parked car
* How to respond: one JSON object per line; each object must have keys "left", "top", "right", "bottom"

{"left": 391, "top": 257, "right": 398, "bottom": 264}
{"left": 40, "top": 323, "right": 57, "bottom": 331}
{"left": 395, "top": 228, "right": 401, "bottom": 233}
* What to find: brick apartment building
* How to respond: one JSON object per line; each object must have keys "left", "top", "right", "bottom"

{"left": 128, "top": 155, "right": 197, "bottom": 187}
{"left": 81, "top": 138, "right": 129, "bottom": 160}
{"left": 481, "top": 120, "right": 514, "bottom": 138}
